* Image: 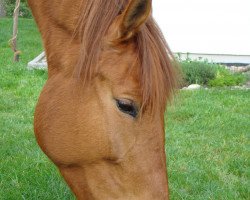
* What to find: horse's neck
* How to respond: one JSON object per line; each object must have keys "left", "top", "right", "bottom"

{"left": 28, "top": 0, "right": 84, "bottom": 77}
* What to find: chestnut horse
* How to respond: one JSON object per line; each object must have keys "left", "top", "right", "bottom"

{"left": 28, "top": 0, "right": 178, "bottom": 199}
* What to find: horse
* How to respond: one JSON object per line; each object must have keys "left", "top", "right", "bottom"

{"left": 28, "top": 0, "right": 178, "bottom": 199}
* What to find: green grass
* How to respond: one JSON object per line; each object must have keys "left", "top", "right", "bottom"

{"left": 166, "top": 90, "right": 249, "bottom": 199}
{"left": 0, "top": 18, "right": 249, "bottom": 199}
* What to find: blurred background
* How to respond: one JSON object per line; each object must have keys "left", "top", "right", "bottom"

{"left": 153, "top": 0, "right": 250, "bottom": 64}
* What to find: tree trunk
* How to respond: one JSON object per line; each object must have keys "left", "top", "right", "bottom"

{"left": 12, "top": 0, "right": 20, "bottom": 62}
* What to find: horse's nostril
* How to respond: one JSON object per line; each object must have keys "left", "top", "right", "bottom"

{"left": 115, "top": 99, "right": 138, "bottom": 118}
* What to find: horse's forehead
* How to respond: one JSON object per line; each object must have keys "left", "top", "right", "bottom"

{"left": 99, "top": 48, "right": 140, "bottom": 85}
{"left": 96, "top": 48, "right": 141, "bottom": 100}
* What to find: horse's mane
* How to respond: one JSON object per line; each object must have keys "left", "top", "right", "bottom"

{"left": 74, "top": 0, "right": 178, "bottom": 113}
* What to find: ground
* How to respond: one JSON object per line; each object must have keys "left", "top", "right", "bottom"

{"left": 0, "top": 18, "right": 249, "bottom": 200}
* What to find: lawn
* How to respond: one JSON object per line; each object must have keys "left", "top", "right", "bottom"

{"left": 0, "top": 18, "right": 249, "bottom": 200}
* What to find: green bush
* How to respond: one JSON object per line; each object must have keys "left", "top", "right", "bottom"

{"left": 179, "top": 59, "right": 217, "bottom": 86}
{"left": 178, "top": 58, "right": 247, "bottom": 87}
{"left": 208, "top": 67, "right": 247, "bottom": 87}
{"left": 4, "top": 0, "right": 32, "bottom": 18}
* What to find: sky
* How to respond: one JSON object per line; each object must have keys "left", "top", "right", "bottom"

{"left": 152, "top": 0, "right": 250, "bottom": 55}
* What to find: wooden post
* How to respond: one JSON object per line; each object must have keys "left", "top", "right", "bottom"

{"left": 11, "top": 0, "right": 21, "bottom": 62}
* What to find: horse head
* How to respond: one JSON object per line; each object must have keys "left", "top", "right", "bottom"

{"left": 28, "top": 0, "right": 178, "bottom": 199}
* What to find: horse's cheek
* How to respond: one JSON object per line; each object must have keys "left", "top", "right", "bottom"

{"left": 34, "top": 80, "right": 111, "bottom": 166}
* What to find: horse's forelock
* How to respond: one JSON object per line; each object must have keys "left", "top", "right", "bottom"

{"left": 74, "top": 0, "right": 179, "bottom": 114}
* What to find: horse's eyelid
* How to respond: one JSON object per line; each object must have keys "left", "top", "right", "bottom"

{"left": 116, "top": 99, "right": 138, "bottom": 109}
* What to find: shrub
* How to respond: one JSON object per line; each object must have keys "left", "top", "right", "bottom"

{"left": 4, "top": 0, "right": 32, "bottom": 18}
{"left": 208, "top": 67, "right": 247, "bottom": 87}
{"left": 179, "top": 59, "right": 217, "bottom": 86}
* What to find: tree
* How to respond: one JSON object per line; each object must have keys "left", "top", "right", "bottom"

{"left": 9, "top": 0, "right": 21, "bottom": 62}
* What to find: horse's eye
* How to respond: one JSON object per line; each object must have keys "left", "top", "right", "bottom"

{"left": 116, "top": 99, "right": 138, "bottom": 118}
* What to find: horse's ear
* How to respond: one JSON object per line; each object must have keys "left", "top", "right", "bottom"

{"left": 116, "top": 0, "right": 152, "bottom": 43}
